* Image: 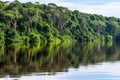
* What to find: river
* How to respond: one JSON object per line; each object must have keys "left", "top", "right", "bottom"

{"left": 0, "top": 41, "right": 120, "bottom": 80}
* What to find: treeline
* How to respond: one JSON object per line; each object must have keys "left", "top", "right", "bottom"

{"left": 0, "top": 0, "right": 120, "bottom": 44}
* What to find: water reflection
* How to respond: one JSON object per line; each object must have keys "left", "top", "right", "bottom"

{"left": 0, "top": 41, "right": 120, "bottom": 78}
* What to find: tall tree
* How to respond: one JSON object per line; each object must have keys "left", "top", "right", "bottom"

{"left": 5, "top": 10, "right": 22, "bottom": 29}
{"left": 21, "top": 2, "right": 43, "bottom": 32}
{"left": 0, "top": 1, "right": 8, "bottom": 22}
{"left": 47, "top": 3, "right": 69, "bottom": 31}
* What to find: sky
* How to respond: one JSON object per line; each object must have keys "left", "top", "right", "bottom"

{"left": 2, "top": 0, "right": 120, "bottom": 18}
{"left": 1, "top": 61, "right": 120, "bottom": 80}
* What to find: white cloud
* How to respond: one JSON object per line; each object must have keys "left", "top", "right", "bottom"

{"left": 52, "top": 1, "right": 120, "bottom": 18}
{"left": 76, "top": 2, "right": 120, "bottom": 18}
{"left": 1, "top": 61, "right": 120, "bottom": 80}
{"left": 2, "top": 0, "right": 120, "bottom": 18}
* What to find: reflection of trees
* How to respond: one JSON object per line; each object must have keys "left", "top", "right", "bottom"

{"left": 0, "top": 44, "right": 4, "bottom": 62}
{"left": 1, "top": 42, "right": 120, "bottom": 77}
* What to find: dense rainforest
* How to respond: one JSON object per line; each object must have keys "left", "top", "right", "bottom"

{"left": 0, "top": 0, "right": 120, "bottom": 44}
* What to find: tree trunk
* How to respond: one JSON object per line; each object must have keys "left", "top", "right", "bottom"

{"left": 11, "top": 19, "right": 17, "bottom": 29}
{"left": 13, "top": 20, "right": 17, "bottom": 29}
{"left": 28, "top": 17, "right": 33, "bottom": 32}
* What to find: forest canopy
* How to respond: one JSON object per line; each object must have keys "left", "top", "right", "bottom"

{"left": 0, "top": 0, "right": 120, "bottom": 44}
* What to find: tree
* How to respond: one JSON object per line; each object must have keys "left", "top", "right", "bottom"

{"left": 0, "top": 1, "right": 8, "bottom": 22}
{"left": 21, "top": 2, "right": 43, "bottom": 32}
{"left": 47, "top": 3, "right": 69, "bottom": 31}
{"left": 4, "top": 0, "right": 23, "bottom": 29}
{"left": 5, "top": 9, "right": 22, "bottom": 29}
{"left": 105, "top": 21, "right": 119, "bottom": 38}
{"left": 0, "top": 1, "right": 7, "bottom": 12}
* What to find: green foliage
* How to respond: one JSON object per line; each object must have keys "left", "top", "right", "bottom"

{"left": 61, "top": 35, "right": 75, "bottom": 43}
{"left": 105, "top": 35, "right": 113, "bottom": 41}
{"left": 0, "top": 31, "right": 4, "bottom": 42}
{"left": 5, "top": 29, "right": 21, "bottom": 43}
{"left": 21, "top": 36, "right": 30, "bottom": 43}
{"left": 45, "top": 33, "right": 54, "bottom": 42}
{"left": 100, "top": 35, "right": 105, "bottom": 41}
{"left": 116, "top": 33, "right": 120, "bottom": 42}
{"left": 29, "top": 32, "right": 40, "bottom": 43}
{"left": 54, "top": 37, "right": 61, "bottom": 44}
{"left": 0, "top": 0, "right": 120, "bottom": 44}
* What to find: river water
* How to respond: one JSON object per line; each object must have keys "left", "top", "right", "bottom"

{"left": 0, "top": 42, "right": 120, "bottom": 80}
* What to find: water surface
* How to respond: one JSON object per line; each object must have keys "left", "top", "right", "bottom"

{"left": 0, "top": 42, "right": 120, "bottom": 80}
